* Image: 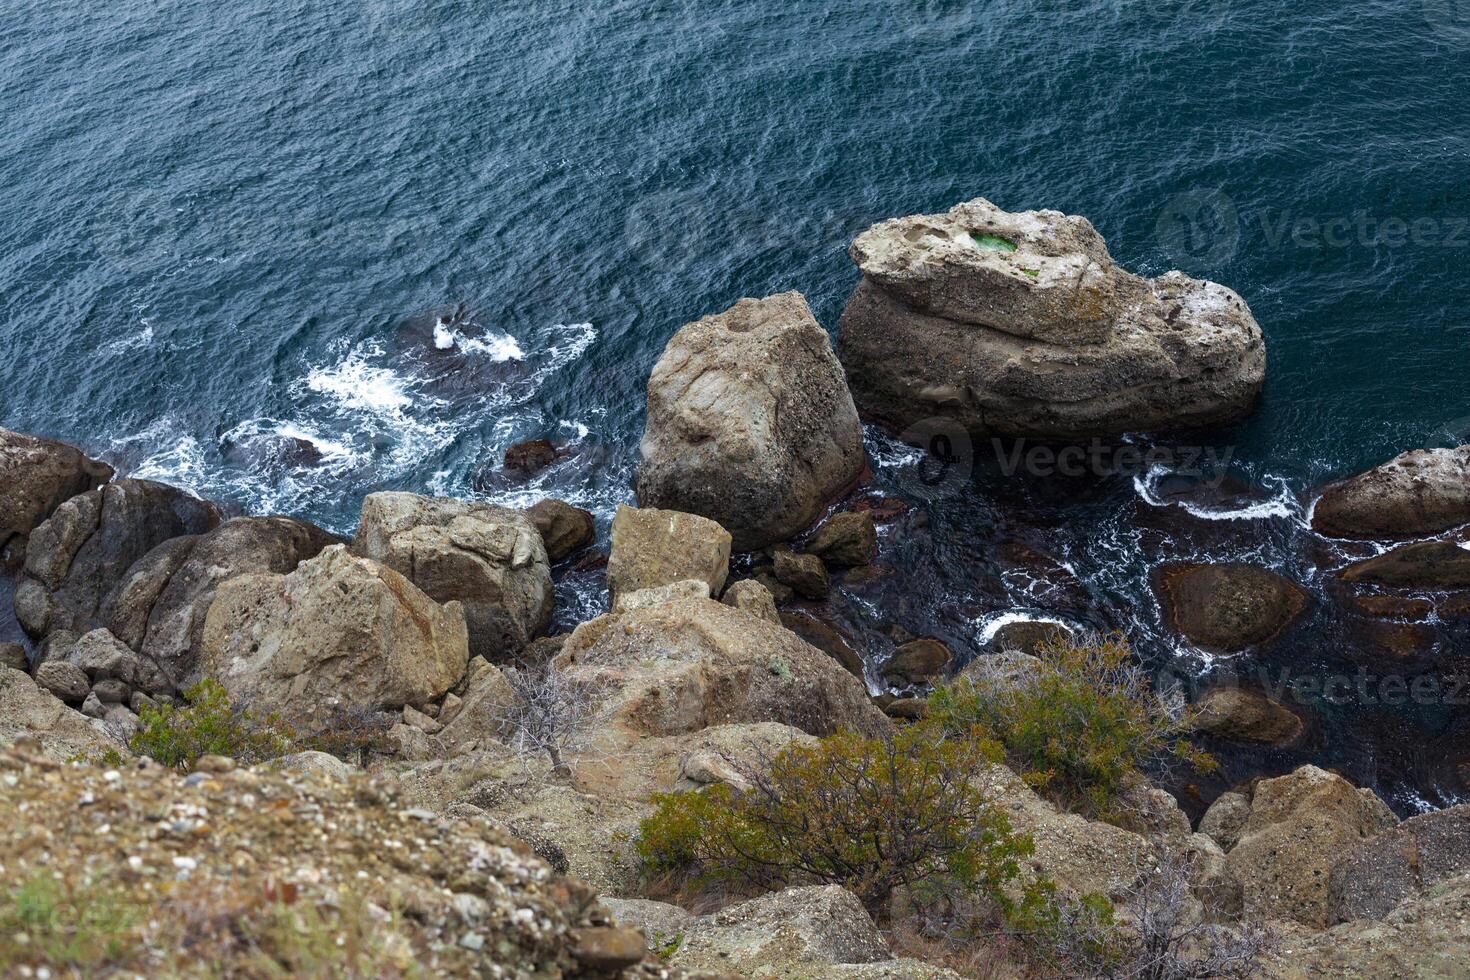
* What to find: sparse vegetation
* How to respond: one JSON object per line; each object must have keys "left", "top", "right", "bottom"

{"left": 927, "top": 634, "right": 1215, "bottom": 818}
{"left": 0, "top": 872, "right": 140, "bottom": 972}
{"left": 637, "top": 725, "right": 1042, "bottom": 921}
{"left": 129, "top": 679, "right": 391, "bottom": 771}
{"left": 495, "top": 662, "right": 602, "bottom": 776}
{"left": 1027, "top": 849, "right": 1275, "bottom": 979}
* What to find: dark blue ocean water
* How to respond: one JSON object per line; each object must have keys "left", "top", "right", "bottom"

{"left": 2, "top": 0, "right": 1469, "bottom": 810}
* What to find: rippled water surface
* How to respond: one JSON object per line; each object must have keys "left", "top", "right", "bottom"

{"left": 2, "top": 0, "right": 1469, "bottom": 811}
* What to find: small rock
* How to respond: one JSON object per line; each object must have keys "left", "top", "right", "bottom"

{"left": 0, "top": 643, "right": 28, "bottom": 672}
{"left": 773, "top": 551, "right": 830, "bottom": 600}
{"left": 403, "top": 704, "right": 443, "bottom": 735}
{"left": 720, "top": 579, "right": 781, "bottom": 624}
{"left": 81, "top": 691, "right": 106, "bottom": 718}
{"left": 753, "top": 569, "right": 794, "bottom": 604}
{"left": 881, "top": 638, "right": 952, "bottom": 686}
{"left": 503, "top": 438, "right": 560, "bottom": 474}
{"left": 804, "top": 512, "right": 877, "bottom": 568}
{"left": 1199, "top": 791, "right": 1251, "bottom": 851}
{"left": 569, "top": 926, "right": 646, "bottom": 970}
{"left": 988, "top": 619, "right": 1075, "bottom": 655}
{"left": 1193, "top": 687, "right": 1303, "bottom": 744}
{"left": 884, "top": 697, "right": 929, "bottom": 720}
{"left": 523, "top": 499, "right": 595, "bottom": 562}
{"left": 129, "top": 691, "right": 157, "bottom": 715}
{"left": 195, "top": 754, "right": 236, "bottom": 773}
{"left": 34, "top": 660, "right": 90, "bottom": 705}
{"left": 90, "top": 678, "right": 130, "bottom": 705}
{"left": 438, "top": 692, "right": 464, "bottom": 727}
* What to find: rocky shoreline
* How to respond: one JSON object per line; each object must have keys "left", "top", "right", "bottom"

{"left": 4, "top": 198, "right": 1470, "bottom": 977}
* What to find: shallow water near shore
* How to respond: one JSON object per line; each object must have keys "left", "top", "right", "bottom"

{"left": 2, "top": 0, "right": 1469, "bottom": 812}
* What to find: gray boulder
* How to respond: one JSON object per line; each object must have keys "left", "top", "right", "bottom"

{"left": 637, "top": 292, "right": 867, "bottom": 552}
{"left": 1329, "top": 804, "right": 1470, "bottom": 922}
{"left": 352, "top": 493, "right": 552, "bottom": 662}
{"left": 15, "top": 479, "right": 219, "bottom": 638}
{"left": 0, "top": 428, "right": 113, "bottom": 566}
{"left": 837, "top": 198, "right": 1266, "bottom": 438}
{"left": 33, "top": 660, "right": 89, "bottom": 705}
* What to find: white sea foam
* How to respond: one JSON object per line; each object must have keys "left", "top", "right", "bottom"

{"left": 304, "top": 341, "right": 416, "bottom": 414}
{"left": 974, "top": 611, "right": 1074, "bottom": 646}
{"left": 433, "top": 317, "right": 525, "bottom": 361}
{"left": 101, "top": 322, "right": 155, "bottom": 356}
{"left": 1134, "top": 464, "right": 1300, "bottom": 522}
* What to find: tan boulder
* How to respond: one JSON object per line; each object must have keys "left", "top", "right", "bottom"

{"left": 720, "top": 578, "right": 781, "bottom": 624}
{"left": 557, "top": 597, "right": 889, "bottom": 740}
{"left": 352, "top": 493, "right": 552, "bottom": 662}
{"left": 1224, "top": 765, "right": 1397, "bottom": 927}
{"left": 522, "top": 498, "right": 595, "bottom": 562}
{"left": 0, "top": 667, "right": 123, "bottom": 762}
{"left": 605, "top": 505, "right": 731, "bottom": 600}
{"left": 1270, "top": 873, "right": 1470, "bottom": 978}
{"left": 636, "top": 292, "right": 867, "bottom": 552}
{"left": 200, "top": 545, "right": 469, "bottom": 715}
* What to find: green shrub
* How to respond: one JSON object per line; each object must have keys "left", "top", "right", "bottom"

{"left": 130, "top": 680, "right": 293, "bottom": 770}
{"left": 637, "top": 726, "right": 1039, "bottom": 920}
{"left": 926, "top": 634, "right": 1215, "bottom": 819}
{"left": 129, "top": 681, "right": 391, "bottom": 771}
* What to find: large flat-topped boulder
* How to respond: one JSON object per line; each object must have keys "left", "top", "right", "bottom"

{"left": 637, "top": 292, "right": 867, "bottom": 551}
{"left": 849, "top": 198, "right": 1132, "bottom": 346}
{"left": 838, "top": 198, "right": 1266, "bottom": 438}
